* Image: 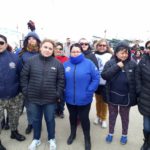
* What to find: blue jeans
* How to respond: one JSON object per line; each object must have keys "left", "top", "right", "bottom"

{"left": 25, "top": 102, "right": 33, "bottom": 125}
{"left": 29, "top": 103, "right": 56, "bottom": 140}
{"left": 143, "top": 116, "right": 150, "bottom": 132}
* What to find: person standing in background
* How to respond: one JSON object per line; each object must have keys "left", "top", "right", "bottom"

{"left": 94, "top": 39, "right": 112, "bottom": 128}
{"left": 55, "top": 42, "right": 68, "bottom": 118}
{"left": 79, "top": 38, "right": 98, "bottom": 68}
{"left": 64, "top": 38, "right": 72, "bottom": 57}
{"left": 18, "top": 31, "right": 41, "bottom": 135}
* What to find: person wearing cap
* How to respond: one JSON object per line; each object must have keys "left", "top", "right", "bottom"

{"left": 54, "top": 42, "right": 68, "bottom": 118}
{"left": 136, "top": 40, "right": 150, "bottom": 150}
{"left": 101, "top": 41, "right": 137, "bottom": 145}
{"left": 18, "top": 31, "right": 41, "bottom": 135}
{"left": 0, "top": 34, "right": 26, "bottom": 150}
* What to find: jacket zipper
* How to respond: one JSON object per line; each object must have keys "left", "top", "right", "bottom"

{"left": 73, "top": 65, "right": 76, "bottom": 104}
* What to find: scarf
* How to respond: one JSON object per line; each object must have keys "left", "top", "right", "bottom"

{"left": 70, "top": 53, "right": 84, "bottom": 64}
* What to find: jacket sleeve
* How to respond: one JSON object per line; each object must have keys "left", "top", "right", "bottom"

{"left": 56, "top": 63, "right": 65, "bottom": 100}
{"left": 20, "top": 60, "right": 30, "bottom": 97}
{"left": 101, "top": 61, "right": 121, "bottom": 81}
{"left": 87, "top": 62, "right": 100, "bottom": 93}
{"left": 136, "top": 61, "right": 142, "bottom": 96}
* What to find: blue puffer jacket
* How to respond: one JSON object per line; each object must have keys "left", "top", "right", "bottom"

{"left": 0, "top": 50, "right": 21, "bottom": 99}
{"left": 64, "top": 54, "right": 99, "bottom": 106}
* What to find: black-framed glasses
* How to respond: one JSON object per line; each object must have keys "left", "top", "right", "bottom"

{"left": 57, "top": 48, "right": 63, "bottom": 50}
{"left": 80, "top": 43, "right": 88, "bottom": 46}
{"left": 0, "top": 41, "right": 5, "bottom": 45}
{"left": 98, "top": 44, "right": 107, "bottom": 47}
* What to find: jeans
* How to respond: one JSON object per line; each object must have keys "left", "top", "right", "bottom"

{"left": 143, "top": 116, "right": 150, "bottom": 132}
{"left": 26, "top": 103, "right": 32, "bottom": 125}
{"left": 29, "top": 103, "right": 56, "bottom": 140}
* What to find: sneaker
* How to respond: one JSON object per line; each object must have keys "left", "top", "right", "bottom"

{"left": 59, "top": 112, "right": 64, "bottom": 118}
{"left": 48, "top": 139, "right": 56, "bottom": 150}
{"left": 101, "top": 121, "right": 107, "bottom": 128}
{"left": 106, "top": 134, "right": 113, "bottom": 143}
{"left": 28, "top": 139, "right": 41, "bottom": 150}
{"left": 93, "top": 116, "right": 100, "bottom": 125}
{"left": 120, "top": 135, "right": 127, "bottom": 145}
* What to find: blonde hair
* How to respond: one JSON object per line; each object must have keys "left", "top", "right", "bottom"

{"left": 96, "top": 39, "right": 114, "bottom": 54}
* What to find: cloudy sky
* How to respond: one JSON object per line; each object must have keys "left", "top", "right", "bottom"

{"left": 0, "top": 0, "right": 150, "bottom": 44}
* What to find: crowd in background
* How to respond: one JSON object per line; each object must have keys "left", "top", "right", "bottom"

{"left": 0, "top": 21, "right": 150, "bottom": 150}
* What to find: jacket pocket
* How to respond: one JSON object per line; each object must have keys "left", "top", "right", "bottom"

{"left": 109, "top": 91, "right": 129, "bottom": 106}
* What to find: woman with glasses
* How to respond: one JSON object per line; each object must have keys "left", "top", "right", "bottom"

{"left": 54, "top": 42, "right": 68, "bottom": 118}
{"left": 21, "top": 39, "right": 64, "bottom": 150}
{"left": 136, "top": 41, "right": 150, "bottom": 150}
{"left": 0, "top": 34, "right": 25, "bottom": 150}
{"left": 79, "top": 38, "right": 98, "bottom": 69}
{"left": 94, "top": 39, "right": 113, "bottom": 128}
{"left": 64, "top": 43, "right": 99, "bottom": 150}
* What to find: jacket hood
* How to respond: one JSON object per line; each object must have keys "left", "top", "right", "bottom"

{"left": 24, "top": 31, "right": 41, "bottom": 43}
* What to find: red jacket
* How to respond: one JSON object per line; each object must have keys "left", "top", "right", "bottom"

{"left": 55, "top": 56, "right": 68, "bottom": 63}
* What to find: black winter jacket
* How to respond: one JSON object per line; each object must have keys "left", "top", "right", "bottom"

{"left": 82, "top": 50, "right": 99, "bottom": 69}
{"left": 21, "top": 54, "right": 65, "bottom": 105}
{"left": 101, "top": 58, "right": 137, "bottom": 106}
{"left": 136, "top": 54, "right": 150, "bottom": 116}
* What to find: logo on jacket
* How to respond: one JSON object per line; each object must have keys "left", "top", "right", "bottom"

{"left": 66, "top": 66, "right": 71, "bottom": 72}
{"left": 9, "top": 62, "right": 16, "bottom": 69}
{"left": 51, "top": 67, "right": 56, "bottom": 70}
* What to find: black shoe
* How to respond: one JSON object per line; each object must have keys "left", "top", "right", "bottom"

{"left": 85, "top": 137, "right": 91, "bottom": 150}
{"left": 4, "top": 117, "right": 9, "bottom": 130}
{"left": 4, "top": 124, "right": 9, "bottom": 130}
{"left": 25, "top": 124, "right": 32, "bottom": 134}
{"left": 67, "top": 134, "right": 76, "bottom": 145}
{"left": 1, "top": 119, "right": 5, "bottom": 130}
{"left": 10, "top": 130, "right": 26, "bottom": 141}
{"left": 59, "top": 112, "right": 64, "bottom": 118}
{"left": 0, "top": 141, "right": 6, "bottom": 150}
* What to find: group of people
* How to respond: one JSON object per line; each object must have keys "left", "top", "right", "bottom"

{"left": 0, "top": 30, "right": 150, "bottom": 150}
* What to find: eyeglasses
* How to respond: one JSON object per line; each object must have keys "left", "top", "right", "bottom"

{"left": 71, "top": 51, "right": 81, "bottom": 54}
{"left": 0, "top": 41, "right": 5, "bottom": 45}
{"left": 80, "top": 43, "right": 88, "bottom": 46}
{"left": 147, "top": 46, "right": 150, "bottom": 50}
{"left": 57, "top": 48, "right": 63, "bottom": 50}
{"left": 98, "top": 44, "right": 107, "bottom": 47}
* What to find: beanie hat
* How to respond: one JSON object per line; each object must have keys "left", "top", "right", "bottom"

{"left": 115, "top": 41, "right": 130, "bottom": 54}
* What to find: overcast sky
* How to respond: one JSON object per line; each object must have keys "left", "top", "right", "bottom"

{"left": 0, "top": 0, "right": 150, "bottom": 44}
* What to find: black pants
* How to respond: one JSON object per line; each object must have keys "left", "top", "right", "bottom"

{"left": 66, "top": 103, "right": 91, "bottom": 134}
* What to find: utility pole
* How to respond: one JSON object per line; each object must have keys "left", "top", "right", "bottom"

{"left": 104, "top": 29, "right": 107, "bottom": 39}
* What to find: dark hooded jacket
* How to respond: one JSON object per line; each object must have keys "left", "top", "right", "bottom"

{"left": 101, "top": 42, "right": 137, "bottom": 106}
